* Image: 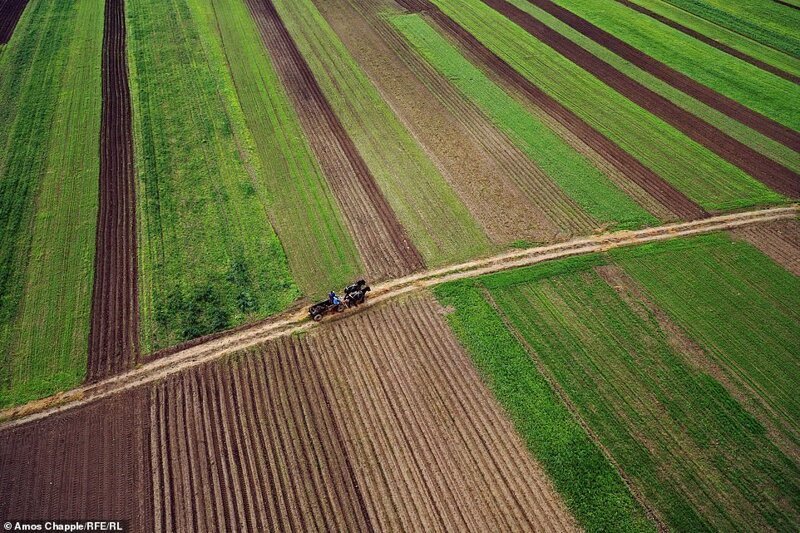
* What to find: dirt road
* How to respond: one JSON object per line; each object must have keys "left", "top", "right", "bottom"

{"left": 0, "top": 204, "right": 796, "bottom": 428}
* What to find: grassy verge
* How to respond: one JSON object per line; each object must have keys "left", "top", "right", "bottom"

{"left": 392, "top": 14, "right": 658, "bottom": 230}
{"left": 433, "top": 259, "right": 655, "bottom": 532}
{"left": 127, "top": 0, "right": 299, "bottom": 353}
{"left": 0, "top": 0, "right": 103, "bottom": 407}
{"left": 504, "top": 0, "right": 800, "bottom": 174}
{"left": 427, "top": 0, "right": 784, "bottom": 211}
{"left": 542, "top": 0, "right": 800, "bottom": 132}
{"left": 207, "top": 0, "right": 361, "bottom": 296}
{"left": 271, "top": 0, "right": 490, "bottom": 265}
{"left": 659, "top": 0, "right": 800, "bottom": 57}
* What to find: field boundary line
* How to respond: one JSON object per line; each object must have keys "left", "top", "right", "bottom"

{"left": 1, "top": 204, "right": 796, "bottom": 429}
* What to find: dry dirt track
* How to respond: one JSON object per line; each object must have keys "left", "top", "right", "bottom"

{"left": 1, "top": 204, "right": 796, "bottom": 430}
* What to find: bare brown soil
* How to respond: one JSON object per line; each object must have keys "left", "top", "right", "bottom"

{"left": 87, "top": 0, "right": 139, "bottom": 381}
{"left": 316, "top": 0, "right": 590, "bottom": 242}
{"left": 481, "top": 0, "right": 800, "bottom": 197}
{"left": 307, "top": 294, "right": 576, "bottom": 531}
{"left": 1, "top": 296, "right": 576, "bottom": 530}
{"left": 732, "top": 219, "right": 800, "bottom": 275}
{"left": 1, "top": 206, "right": 795, "bottom": 429}
{"left": 527, "top": 0, "right": 800, "bottom": 149}
{"left": 395, "top": 0, "right": 708, "bottom": 220}
{"left": 0, "top": 388, "right": 152, "bottom": 529}
{"left": 0, "top": 0, "right": 28, "bottom": 43}
{"left": 245, "top": 0, "right": 424, "bottom": 280}
{"left": 615, "top": 0, "right": 800, "bottom": 84}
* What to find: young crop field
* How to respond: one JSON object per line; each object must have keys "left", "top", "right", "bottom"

{"left": 0, "top": 0, "right": 103, "bottom": 407}
{"left": 435, "top": 233, "right": 800, "bottom": 531}
{"left": 127, "top": 0, "right": 299, "bottom": 353}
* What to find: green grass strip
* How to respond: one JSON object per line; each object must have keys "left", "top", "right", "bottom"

{"left": 0, "top": 0, "right": 103, "bottom": 407}
{"left": 628, "top": 0, "right": 800, "bottom": 77}
{"left": 544, "top": 0, "right": 800, "bottom": 132}
{"left": 434, "top": 272, "right": 654, "bottom": 532}
{"left": 427, "top": 0, "right": 784, "bottom": 211}
{"left": 659, "top": 0, "right": 800, "bottom": 58}
{"left": 392, "top": 14, "right": 657, "bottom": 230}
{"left": 612, "top": 233, "right": 800, "bottom": 432}
{"left": 504, "top": 0, "right": 800, "bottom": 173}
{"left": 127, "top": 0, "right": 299, "bottom": 352}
{"left": 488, "top": 255, "right": 799, "bottom": 530}
{"left": 205, "top": 0, "right": 361, "bottom": 297}
{"left": 271, "top": 0, "right": 490, "bottom": 265}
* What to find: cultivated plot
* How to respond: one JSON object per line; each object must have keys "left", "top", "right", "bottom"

{"left": 436, "top": 234, "right": 800, "bottom": 531}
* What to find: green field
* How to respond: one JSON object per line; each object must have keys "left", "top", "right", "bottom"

{"left": 207, "top": 0, "right": 362, "bottom": 295}
{"left": 613, "top": 233, "right": 800, "bottom": 447}
{"left": 436, "top": 235, "right": 800, "bottom": 530}
{"left": 127, "top": 0, "right": 299, "bottom": 353}
{"left": 427, "top": 0, "right": 784, "bottom": 211}
{"left": 0, "top": 0, "right": 103, "bottom": 407}
{"left": 659, "top": 0, "right": 800, "bottom": 57}
{"left": 272, "top": 0, "right": 491, "bottom": 264}
{"left": 392, "top": 13, "right": 659, "bottom": 230}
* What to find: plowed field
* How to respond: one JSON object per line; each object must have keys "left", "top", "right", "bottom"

{"left": 0, "top": 0, "right": 28, "bottom": 43}
{"left": 0, "top": 295, "right": 577, "bottom": 531}
{"left": 88, "top": 0, "right": 139, "bottom": 381}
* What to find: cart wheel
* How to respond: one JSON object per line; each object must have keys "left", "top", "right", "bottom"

{"left": 313, "top": 314, "right": 323, "bottom": 322}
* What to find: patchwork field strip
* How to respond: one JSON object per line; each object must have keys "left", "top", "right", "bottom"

{"left": 87, "top": 0, "right": 139, "bottom": 381}
{"left": 518, "top": 0, "right": 800, "bottom": 148}
{"left": 245, "top": 0, "right": 424, "bottom": 280}
{"left": 314, "top": 0, "right": 582, "bottom": 242}
{"left": 395, "top": 0, "right": 708, "bottom": 221}
{"left": 480, "top": 0, "right": 800, "bottom": 198}
{"left": 614, "top": 0, "right": 800, "bottom": 83}
{"left": 0, "top": 0, "right": 28, "bottom": 43}
{"left": 0, "top": 296, "right": 577, "bottom": 531}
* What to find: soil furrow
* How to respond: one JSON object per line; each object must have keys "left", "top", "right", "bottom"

{"left": 481, "top": 0, "right": 800, "bottom": 197}
{"left": 732, "top": 219, "right": 800, "bottom": 275}
{"left": 526, "top": 0, "right": 800, "bottom": 148}
{"left": 0, "top": 0, "right": 28, "bottom": 43}
{"left": 614, "top": 0, "right": 800, "bottom": 84}
{"left": 394, "top": 0, "right": 709, "bottom": 219}
{"left": 244, "top": 0, "right": 423, "bottom": 280}
{"left": 88, "top": 0, "right": 139, "bottom": 382}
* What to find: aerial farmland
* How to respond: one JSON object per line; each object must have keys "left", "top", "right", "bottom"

{"left": 0, "top": 0, "right": 798, "bottom": 530}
